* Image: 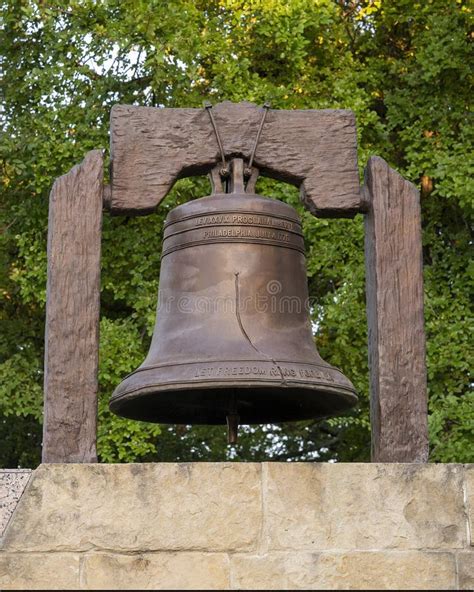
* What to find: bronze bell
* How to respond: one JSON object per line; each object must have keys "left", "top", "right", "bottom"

{"left": 110, "top": 159, "right": 358, "bottom": 441}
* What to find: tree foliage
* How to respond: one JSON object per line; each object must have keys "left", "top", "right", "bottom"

{"left": 1, "top": 0, "right": 472, "bottom": 466}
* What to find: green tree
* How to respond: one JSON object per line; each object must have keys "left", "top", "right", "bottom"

{"left": 1, "top": 0, "right": 472, "bottom": 466}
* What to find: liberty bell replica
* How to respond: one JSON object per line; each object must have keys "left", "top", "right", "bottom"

{"left": 110, "top": 104, "right": 358, "bottom": 442}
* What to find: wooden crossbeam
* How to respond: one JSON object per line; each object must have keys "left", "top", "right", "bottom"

{"left": 109, "top": 101, "right": 362, "bottom": 217}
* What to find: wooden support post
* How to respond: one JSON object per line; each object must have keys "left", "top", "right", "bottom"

{"left": 42, "top": 150, "right": 103, "bottom": 463}
{"left": 364, "top": 156, "right": 429, "bottom": 462}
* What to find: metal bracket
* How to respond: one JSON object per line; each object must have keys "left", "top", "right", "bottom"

{"left": 210, "top": 158, "right": 260, "bottom": 194}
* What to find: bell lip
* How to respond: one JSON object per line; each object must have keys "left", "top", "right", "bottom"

{"left": 109, "top": 380, "right": 358, "bottom": 425}
{"left": 112, "top": 358, "right": 354, "bottom": 383}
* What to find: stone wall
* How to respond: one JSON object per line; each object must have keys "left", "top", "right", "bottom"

{"left": 0, "top": 463, "right": 473, "bottom": 590}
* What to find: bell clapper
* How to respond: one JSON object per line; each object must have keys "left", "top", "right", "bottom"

{"left": 226, "top": 413, "right": 239, "bottom": 445}
{"left": 226, "top": 393, "right": 240, "bottom": 445}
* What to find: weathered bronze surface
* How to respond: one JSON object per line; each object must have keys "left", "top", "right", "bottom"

{"left": 110, "top": 159, "right": 358, "bottom": 430}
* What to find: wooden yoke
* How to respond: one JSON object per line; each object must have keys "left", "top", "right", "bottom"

{"left": 108, "top": 101, "right": 362, "bottom": 217}
{"left": 43, "top": 102, "right": 428, "bottom": 463}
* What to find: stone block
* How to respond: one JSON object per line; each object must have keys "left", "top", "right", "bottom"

{"left": 2, "top": 463, "right": 261, "bottom": 552}
{"left": 82, "top": 552, "right": 229, "bottom": 590}
{"left": 231, "top": 552, "right": 318, "bottom": 590}
{"left": 0, "top": 553, "right": 79, "bottom": 589}
{"left": 317, "top": 551, "right": 457, "bottom": 590}
{"left": 0, "top": 470, "right": 31, "bottom": 537}
{"left": 465, "top": 465, "right": 474, "bottom": 546}
{"left": 231, "top": 551, "right": 457, "bottom": 590}
{"left": 457, "top": 551, "right": 474, "bottom": 590}
{"left": 263, "top": 463, "right": 466, "bottom": 551}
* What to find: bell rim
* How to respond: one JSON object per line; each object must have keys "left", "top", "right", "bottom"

{"left": 109, "top": 380, "right": 358, "bottom": 425}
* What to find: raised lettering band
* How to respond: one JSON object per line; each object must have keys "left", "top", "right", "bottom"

{"left": 115, "top": 359, "right": 355, "bottom": 394}
{"left": 162, "top": 210, "right": 305, "bottom": 256}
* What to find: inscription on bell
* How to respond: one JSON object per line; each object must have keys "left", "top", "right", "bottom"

{"left": 194, "top": 213, "right": 297, "bottom": 231}
{"left": 193, "top": 364, "right": 336, "bottom": 382}
{"left": 299, "top": 367, "right": 335, "bottom": 382}
{"left": 195, "top": 365, "right": 267, "bottom": 378}
{"left": 202, "top": 227, "right": 290, "bottom": 241}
